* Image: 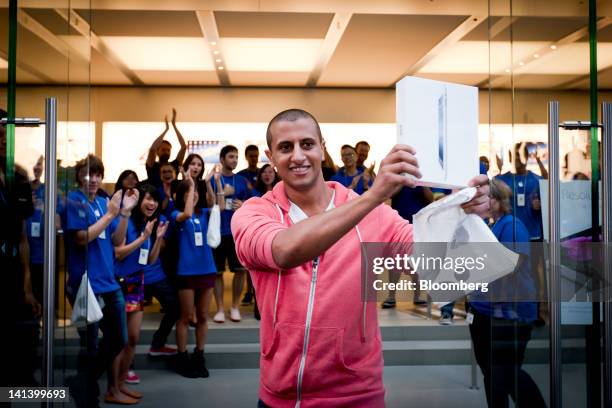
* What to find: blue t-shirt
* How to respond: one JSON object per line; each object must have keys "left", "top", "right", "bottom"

{"left": 172, "top": 209, "right": 217, "bottom": 276}
{"left": 391, "top": 186, "right": 430, "bottom": 223}
{"left": 470, "top": 215, "right": 538, "bottom": 323}
{"left": 65, "top": 190, "right": 120, "bottom": 295}
{"left": 237, "top": 168, "right": 258, "bottom": 187}
{"left": 212, "top": 174, "right": 250, "bottom": 236}
{"left": 112, "top": 217, "right": 151, "bottom": 283}
{"left": 27, "top": 184, "right": 66, "bottom": 264}
{"left": 26, "top": 208, "right": 44, "bottom": 265}
{"left": 331, "top": 168, "right": 372, "bottom": 195}
{"left": 495, "top": 171, "right": 543, "bottom": 240}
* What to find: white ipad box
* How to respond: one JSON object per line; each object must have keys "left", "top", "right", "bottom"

{"left": 396, "top": 76, "right": 479, "bottom": 189}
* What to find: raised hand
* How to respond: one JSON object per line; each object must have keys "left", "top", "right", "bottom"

{"left": 171, "top": 108, "right": 177, "bottom": 127}
{"left": 164, "top": 114, "right": 169, "bottom": 131}
{"left": 204, "top": 166, "right": 215, "bottom": 182}
{"left": 461, "top": 175, "right": 491, "bottom": 217}
{"left": 224, "top": 183, "right": 235, "bottom": 196}
{"left": 368, "top": 144, "right": 421, "bottom": 202}
{"left": 122, "top": 188, "right": 140, "bottom": 212}
{"left": 183, "top": 167, "right": 195, "bottom": 189}
{"left": 143, "top": 219, "right": 156, "bottom": 238}
{"left": 156, "top": 220, "right": 169, "bottom": 238}
{"left": 108, "top": 190, "right": 123, "bottom": 217}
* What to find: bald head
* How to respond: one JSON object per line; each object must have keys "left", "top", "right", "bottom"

{"left": 266, "top": 109, "right": 322, "bottom": 150}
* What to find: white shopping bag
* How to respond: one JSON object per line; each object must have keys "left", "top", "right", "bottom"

{"left": 412, "top": 187, "right": 519, "bottom": 300}
{"left": 206, "top": 204, "right": 221, "bottom": 248}
{"left": 71, "top": 272, "right": 104, "bottom": 327}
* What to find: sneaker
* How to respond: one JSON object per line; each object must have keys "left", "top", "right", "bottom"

{"left": 191, "top": 348, "right": 209, "bottom": 378}
{"left": 241, "top": 292, "right": 254, "bottom": 305}
{"left": 125, "top": 370, "right": 140, "bottom": 384}
{"left": 230, "top": 307, "right": 241, "bottom": 322}
{"left": 439, "top": 315, "right": 453, "bottom": 325}
{"left": 213, "top": 310, "right": 225, "bottom": 323}
{"left": 175, "top": 351, "right": 198, "bottom": 378}
{"left": 381, "top": 297, "right": 396, "bottom": 309}
{"left": 413, "top": 299, "right": 428, "bottom": 306}
{"left": 148, "top": 346, "right": 178, "bottom": 357}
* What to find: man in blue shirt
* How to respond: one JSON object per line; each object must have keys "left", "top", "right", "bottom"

{"left": 65, "top": 155, "right": 139, "bottom": 406}
{"left": 331, "top": 145, "right": 373, "bottom": 195}
{"left": 495, "top": 143, "right": 543, "bottom": 241}
{"left": 212, "top": 145, "right": 250, "bottom": 323}
{"left": 237, "top": 144, "right": 260, "bottom": 189}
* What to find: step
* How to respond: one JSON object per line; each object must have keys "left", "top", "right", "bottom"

{"left": 53, "top": 336, "right": 587, "bottom": 370}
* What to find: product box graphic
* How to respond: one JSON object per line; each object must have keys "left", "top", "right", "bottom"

{"left": 396, "top": 76, "right": 478, "bottom": 188}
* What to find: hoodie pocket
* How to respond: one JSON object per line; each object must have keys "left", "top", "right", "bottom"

{"left": 300, "top": 327, "right": 360, "bottom": 396}
{"left": 260, "top": 322, "right": 304, "bottom": 396}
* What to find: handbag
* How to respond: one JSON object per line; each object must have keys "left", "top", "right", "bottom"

{"left": 71, "top": 272, "right": 104, "bottom": 327}
{"left": 207, "top": 204, "right": 221, "bottom": 248}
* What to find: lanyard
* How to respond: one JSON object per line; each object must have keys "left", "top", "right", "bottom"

{"left": 87, "top": 198, "right": 104, "bottom": 220}
{"left": 189, "top": 216, "right": 203, "bottom": 233}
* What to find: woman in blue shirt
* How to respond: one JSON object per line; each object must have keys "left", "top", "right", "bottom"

{"left": 250, "top": 164, "right": 280, "bottom": 198}
{"left": 468, "top": 179, "right": 545, "bottom": 408}
{"left": 172, "top": 170, "right": 223, "bottom": 378}
{"left": 112, "top": 183, "right": 168, "bottom": 401}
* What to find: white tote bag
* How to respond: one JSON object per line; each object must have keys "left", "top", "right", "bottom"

{"left": 71, "top": 272, "right": 104, "bottom": 327}
{"left": 206, "top": 204, "right": 221, "bottom": 248}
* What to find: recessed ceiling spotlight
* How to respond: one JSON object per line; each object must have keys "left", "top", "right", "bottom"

{"left": 218, "top": 66, "right": 224, "bottom": 70}
{"left": 519, "top": 61, "right": 524, "bottom": 66}
{"left": 534, "top": 54, "right": 539, "bottom": 58}
{"left": 213, "top": 50, "right": 220, "bottom": 55}
{"left": 211, "top": 41, "right": 217, "bottom": 46}
{"left": 550, "top": 45, "right": 557, "bottom": 50}
{"left": 215, "top": 59, "right": 222, "bottom": 63}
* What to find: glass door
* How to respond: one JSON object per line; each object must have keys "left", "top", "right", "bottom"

{"left": 0, "top": 0, "right": 93, "bottom": 401}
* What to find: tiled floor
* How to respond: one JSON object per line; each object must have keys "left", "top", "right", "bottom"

{"left": 95, "top": 364, "right": 589, "bottom": 408}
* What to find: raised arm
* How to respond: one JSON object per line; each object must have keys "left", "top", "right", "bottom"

{"left": 148, "top": 220, "right": 168, "bottom": 264}
{"left": 171, "top": 108, "right": 188, "bottom": 165}
{"left": 75, "top": 191, "right": 122, "bottom": 246}
{"left": 175, "top": 171, "right": 195, "bottom": 223}
{"left": 271, "top": 145, "right": 422, "bottom": 268}
{"left": 147, "top": 115, "right": 170, "bottom": 168}
{"left": 111, "top": 188, "right": 140, "bottom": 246}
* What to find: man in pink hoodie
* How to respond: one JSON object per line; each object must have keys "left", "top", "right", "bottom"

{"left": 231, "top": 109, "right": 490, "bottom": 407}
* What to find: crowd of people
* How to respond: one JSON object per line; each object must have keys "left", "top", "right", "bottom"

{"left": 1, "top": 106, "right": 549, "bottom": 407}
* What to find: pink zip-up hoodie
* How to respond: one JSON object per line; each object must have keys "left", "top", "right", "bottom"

{"left": 232, "top": 181, "right": 413, "bottom": 408}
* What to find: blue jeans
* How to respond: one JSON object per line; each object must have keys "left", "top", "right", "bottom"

{"left": 441, "top": 302, "right": 455, "bottom": 318}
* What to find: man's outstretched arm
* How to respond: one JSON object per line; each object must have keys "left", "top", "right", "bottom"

{"left": 271, "top": 145, "right": 422, "bottom": 269}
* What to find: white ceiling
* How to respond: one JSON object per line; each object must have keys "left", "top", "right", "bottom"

{"left": 0, "top": 0, "right": 611, "bottom": 89}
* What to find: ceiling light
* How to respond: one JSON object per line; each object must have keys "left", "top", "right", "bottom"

{"left": 210, "top": 41, "right": 217, "bottom": 46}
{"left": 534, "top": 54, "right": 540, "bottom": 58}
{"left": 215, "top": 59, "right": 222, "bottom": 63}
{"left": 550, "top": 45, "right": 557, "bottom": 50}
{"left": 213, "top": 50, "right": 220, "bottom": 55}
{"left": 220, "top": 38, "right": 322, "bottom": 72}
{"left": 505, "top": 68, "right": 511, "bottom": 73}
{"left": 218, "top": 66, "right": 225, "bottom": 70}
{"left": 100, "top": 36, "right": 215, "bottom": 70}
{"left": 518, "top": 61, "right": 524, "bottom": 66}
